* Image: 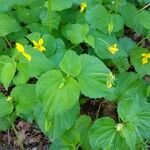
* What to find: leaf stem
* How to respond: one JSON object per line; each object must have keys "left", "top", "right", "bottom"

{"left": 139, "top": 3, "right": 150, "bottom": 12}
{"left": 48, "top": 0, "right": 52, "bottom": 33}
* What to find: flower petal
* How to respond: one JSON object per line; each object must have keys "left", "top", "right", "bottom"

{"left": 39, "top": 38, "right": 44, "bottom": 45}
{"left": 16, "top": 43, "right": 25, "bottom": 53}
{"left": 22, "top": 52, "right": 32, "bottom": 61}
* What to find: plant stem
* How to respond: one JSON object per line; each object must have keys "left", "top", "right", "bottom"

{"left": 69, "top": 44, "right": 79, "bottom": 50}
{"left": 139, "top": 3, "right": 150, "bottom": 12}
{"left": 48, "top": 0, "right": 52, "bottom": 33}
{"left": 3, "top": 36, "right": 12, "bottom": 49}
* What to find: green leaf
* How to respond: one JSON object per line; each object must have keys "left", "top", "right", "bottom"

{"left": 1, "top": 61, "right": 16, "bottom": 90}
{"left": 94, "top": 32, "right": 127, "bottom": 59}
{"left": 50, "top": 139, "right": 67, "bottom": 150}
{"left": 13, "top": 72, "right": 29, "bottom": 85}
{"left": 121, "top": 123, "right": 137, "bottom": 150}
{"left": 62, "top": 24, "right": 89, "bottom": 44}
{"left": 118, "top": 96, "right": 150, "bottom": 139}
{"left": 11, "top": 84, "right": 37, "bottom": 115}
{"left": 74, "top": 115, "right": 92, "bottom": 150}
{"left": 0, "top": 113, "right": 16, "bottom": 131}
{"left": 16, "top": 7, "right": 37, "bottom": 24}
{"left": 26, "top": 32, "right": 41, "bottom": 42}
{"left": 130, "top": 48, "right": 150, "bottom": 77}
{"left": 51, "top": 0, "right": 73, "bottom": 11}
{"left": 77, "top": 54, "right": 115, "bottom": 99}
{"left": 85, "top": 5, "right": 108, "bottom": 30}
{"left": 138, "top": 103, "right": 150, "bottom": 138}
{"left": 16, "top": 46, "right": 52, "bottom": 77}
{"left": 34, "top": 103, "right": 79, "bottom": 140}
{"left": 119, "top": 3, "right": 145, "bottom": 34}
{"left": 50, "top": 39, "right": 66, "bottom": 69}
{"left": 0, "top": 94, "right": 13, "bottom": 117}
{"left": 118, "top": 37, "right": 136, "bottom": 55}
{"left": 36, "top": 70, "right": 80, "bottom": 116}
{"left": 42, "top": 34, "right": 57, "bottom": 56}
{"left": 60, "top": 50, "right": 81, "bottom": 77}
{"left": 40, "top": 11, "right": 61, "bottom": 30}
{"left": 27, "top": 23, "right": 50, "bottom": 34}
{"left": 108, "top": 14, "right": 124, "bottom": 33}
{"left": 0, "top": 0, "right": 28, "bottom": 12}
{"left": 26, "top": 33, "right": 57, "bottom": 57}
{"left": 86, "top": 4, "right": 124, "bottom": 34}
{"left": 89, "top": 117, "right": 122, "bottom": 149}
{"left": 0, "top": 13, "right": 20, "bottom": 36}
{"left": 139, "top": 10, "right": 150, "bottom": 29}
{"left": 115, "top": 72, "right": 147, "bottom": 99}
{"left": 111, "top": 57, "right": 130, "bottom": 72}
{"left": 0, "top": 55, "right": 16, "bottom": 90}
{"left": 61, "top": 128, "right": 80, "bottom": 148}
{"left": 84, "top": 35, "right": 95, "bottom": 48}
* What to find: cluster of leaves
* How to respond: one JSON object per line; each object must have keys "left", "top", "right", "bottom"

{"left": 0, "top": 0, "right": 150, "bottom": 149}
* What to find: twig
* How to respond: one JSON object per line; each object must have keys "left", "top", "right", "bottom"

{"left": 137, "top": 36, "right": 147, "bottom": 46}
{"left": 95, "top": 102, "right": 101, "bottom": 120}
{"left": 3, "top": 36, "right": 12, "bottom": 49}
{"left": 139, "top": 3, "right": 150, "bottom": 12}
{"left": 11, "top": 123, "right": 25, "bottom": 150}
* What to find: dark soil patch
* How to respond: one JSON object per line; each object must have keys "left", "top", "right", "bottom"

{"left": 0, "top": 120, "right": 49, "bottom": 150}
{"left": 80, "top": 98, "right": 118, "bottom": 121}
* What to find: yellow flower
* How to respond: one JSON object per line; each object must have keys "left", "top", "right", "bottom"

{"left": 16, "top": 43, "right": 25, "bottom": 53}
{"left": 16, "top": 43, "right": 32, "bottom": 61}
{"left": 80, "top": 2, "right": 87, "bottom": 13}
{"left": 106, "top": 72, "right": 115, "bottom": 89}
{"left": 141, "top": 53, "right": 150, "bottom": 64}
{"left": 32, "top": 38, "right": 46, "bottom": 52}
{"left": 108, "top": 44, "right": 119, "bottom": 54}
{"left": 22, "top": 52, "right": 32, "bottom": 61}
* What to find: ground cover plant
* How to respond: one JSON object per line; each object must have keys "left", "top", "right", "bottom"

{"left": 0, "top": 0, "right": 150, "bottom": 149}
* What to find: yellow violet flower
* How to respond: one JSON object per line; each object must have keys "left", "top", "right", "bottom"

{"left": 141, "top": 53, "right": 150, "bottom": 64}
{"left": 16, "top": 43, "right": 25, "bottom": 53}
{"left": 22, "top": 52, "right": 32, "bottom": 61}
{"left": 32, "top": 38, "right": 46, "bottom": 52}
{"left": 80, "top": 2, "right": 87, "bottom": 13}
{"left": 15, "top": 43, "right": 32, "bottom": 61}
{"left": 108, "top": 44, "right": 119, "bottom": 54}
